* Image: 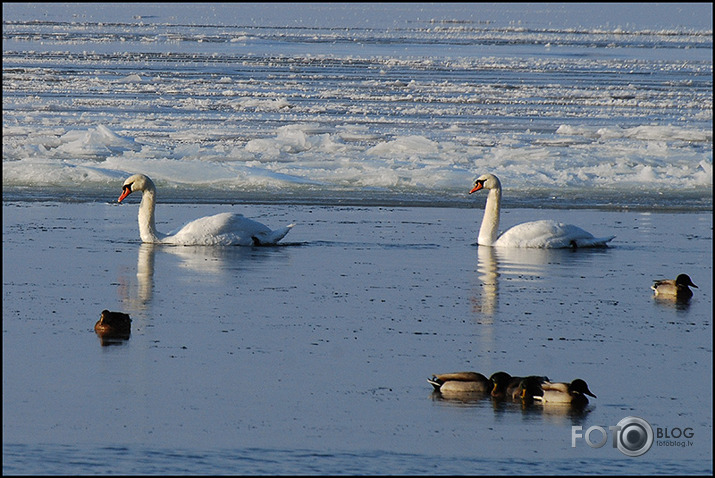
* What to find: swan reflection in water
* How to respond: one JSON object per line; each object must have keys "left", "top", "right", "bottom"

{"left": 136, "top": 243, "right": 155, "bottom": 306}
{"left": 471, "top": 246, "right": 565, "bottom": 317}
{"left": 471, "top": 246, "right": 612, "bottom": 318}
{"left": 116, "top": 243, "right": 155, "bottom": 311}
{"left": 118, "top": 242, "right": 292, "bottom": 310}
{"left": 471, "top": 246, "right": 499, "bottom": 317}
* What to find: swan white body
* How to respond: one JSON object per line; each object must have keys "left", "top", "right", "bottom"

{"left": 469, "top": 174, "right": 615, "bottom": 248}
{"left": 118, "top": 174, "right": 293, "bottom": 246}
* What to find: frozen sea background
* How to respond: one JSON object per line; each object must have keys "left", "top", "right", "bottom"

{"left": 2, "top": 3, "right": 712, "bottom": 208}
{"left": 2, "top": 3, "right": 713, "bottom": 475}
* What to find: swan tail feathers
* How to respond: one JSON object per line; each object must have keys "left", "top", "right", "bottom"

{"left": 573, "top": 235, "right": 616, "bottom": 248}
{"left": 253, "top": 224, "right": 294, "bottom": 245}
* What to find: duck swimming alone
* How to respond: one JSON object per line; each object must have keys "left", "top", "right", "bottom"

{"left": 651, "top": 274, "right": 698, "bottom": 301}
{"left": 94, "top": 309, "right": 132, "bottom": 338}
{"left": 428, "top": 371, "right": 491, "bottom": 394}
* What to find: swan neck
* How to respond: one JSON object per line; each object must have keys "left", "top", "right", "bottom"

{"left": 137, "top": 188, "right": 163, "bottom": 243}
{"left": 478, "top": 187, "right": 501, "bottom": 246}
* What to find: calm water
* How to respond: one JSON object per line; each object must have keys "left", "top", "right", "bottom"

{"left": 2, "top": 3, "right": 713, "bottom": 475}
{"left": 2, "top": 202, "right": 712, "bottom": 474}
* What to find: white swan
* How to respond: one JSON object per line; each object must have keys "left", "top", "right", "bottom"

{"left": 469, "top": 174, "right": 614, "bottom": 248}
{"left": 118, "top": 174, "right": 293, "bottom": 246}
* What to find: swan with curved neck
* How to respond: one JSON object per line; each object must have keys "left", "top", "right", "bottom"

{"left": 469, "top": 174, "right": 614, "bottom": 248}
{"left": 118, "top": 174, "right": 293, "bottom": 246}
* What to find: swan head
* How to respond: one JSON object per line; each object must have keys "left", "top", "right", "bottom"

{"left": 469, "top": 173, "right": 501, "bottom": 194}
{"left": 118, "top": 174, "right": 155, "bottom": 202}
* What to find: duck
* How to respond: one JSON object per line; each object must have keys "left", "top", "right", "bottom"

{"left": 489, "top": 371, "right": 514, "bottom": 399}
{"left": 515, "top": 376, "right": 547, "bottom": 404}
{"left": 94, "top": 309, "right": 132, "bottom": 338}
{"left": 118, "top": 174, "right": 294, "bottom": 246}
{"left": 532, "top": 379, "right": 596, "bottom": 406}
{"left": 651, "top": 274, "right": 698, "bottom": 301}
{"left": 469, "top": 174, "right": 615, "bottom": 248}
{"left": 489, "top": 371, "right": 550, "bottom": 400}
{"left": 427, "top": 371, "right": 491, "bottom": 394}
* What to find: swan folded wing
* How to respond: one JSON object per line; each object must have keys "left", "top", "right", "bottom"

{"left": 570, "top": 235, "right": 616, "bottom": 248}
{"left": 541, "top": 222, "right": 615, "bottom": 248}
{"left": 164, "top": 212, "right": 291, "bottom": 246}
{"left": 495, "top": 220, "right": 614, "bottom": 248}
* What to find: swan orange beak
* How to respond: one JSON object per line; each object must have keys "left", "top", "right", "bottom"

{"left": 118, "top": 187, "right": 132, "bottom": 203}
{"left": 469, "top": 183, "right": 484, "bottom": 194}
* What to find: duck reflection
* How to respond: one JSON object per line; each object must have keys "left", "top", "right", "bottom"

{"left": 508, "top": 398, "right": 593, "bottom": 427}
{"left": 535, "top": 402, "right": 593, "bottom": 426}
{"left": 653, "top": 296, "right": 692, "bottom": 311}
{"left": 429, "top": 389, "right": 490, "bottom": 404}
{"left": 431, "top": 386, "right": 593, "bottom": 425}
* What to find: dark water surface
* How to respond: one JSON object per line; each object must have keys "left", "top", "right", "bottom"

{"left": 2, "top": 202, "right": 712, "bottom": 474}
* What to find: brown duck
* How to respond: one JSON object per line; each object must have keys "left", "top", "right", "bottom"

{"left": 94, "top": 309, "right": 132, "bottom": 340}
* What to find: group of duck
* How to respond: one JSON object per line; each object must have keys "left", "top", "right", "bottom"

{"left": 428, "top": 371, "right": 597, "bottom": 407}
{"left": 426, "top": 273, "right": 698, "bottom": 405}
